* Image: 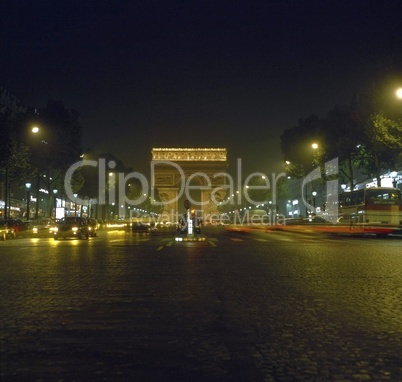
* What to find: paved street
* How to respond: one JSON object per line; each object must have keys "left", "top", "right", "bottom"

{"left": 1, "top": 227, "right": 402, "bottom": 381}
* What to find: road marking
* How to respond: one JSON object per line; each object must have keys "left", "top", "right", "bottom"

{"left": 254, "top": 238, "right": 269, "bottom": 242}
{"left": 166, "top": 241, "right": 174, "bottom": 247}
{"left": 208, "top": 240, "right": 217, "bottom": 247}
{"left": 157, "top": 246, "right": 164, "bottom": 251}
{"left": 230, "top": 238, "right": 244, "bottom": 242}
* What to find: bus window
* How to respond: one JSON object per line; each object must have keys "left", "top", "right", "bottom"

{"left": 366, "top": 189, "right": 401, "bottom": 204}
{"left": 350, "top": 192, "right": 358, "bottom": 206}
{"left": 355, "top": 190, "right": 364, "bottom": 205}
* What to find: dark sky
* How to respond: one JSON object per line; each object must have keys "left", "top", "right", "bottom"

{"left": 1, "top": 0, "right": 402, "bottom": 175}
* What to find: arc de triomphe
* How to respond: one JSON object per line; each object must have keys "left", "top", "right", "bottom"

{"left": 151, "top": 148, "right": 228, "bottom": 221}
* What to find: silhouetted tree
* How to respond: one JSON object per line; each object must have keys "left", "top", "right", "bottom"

{"left": 32, "top": 100, "right": 84, "bottom": 197}
{"left": 356, "top": 111, "right": 402, "bottom": 186}
{"left": 0, "top": 88, "right": 32, "bottom": 218}
{"left": 280, "top": 115, "right": 324, "bottom": 178}
{"left": 321, "top": 104, "right": 362, "bottom": 190}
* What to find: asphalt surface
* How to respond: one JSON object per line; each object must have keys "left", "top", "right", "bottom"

{"left": 1, "top": 227, "right": 402, "bottom": 381}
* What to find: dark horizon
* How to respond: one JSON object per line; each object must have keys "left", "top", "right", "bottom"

{"left": 1, "top": 0, "right": 402, "bottom": 175}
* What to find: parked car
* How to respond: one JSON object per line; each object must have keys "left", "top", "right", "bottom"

{"left": 86, "top": 218, "right": 98, "bottom": 237}
{"left": 0, "top": 221, "right": 8, "bottom": 241}
{"left": 3, "top": 219, "right": 30, "bottom": 238}
{"left": 54, "top": 217, "right": 89, "bottom": 240}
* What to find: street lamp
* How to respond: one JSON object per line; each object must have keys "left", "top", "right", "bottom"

{"left": 390, "top": 171, "right": 398, "bottom": 188}
{"left": 396, "top": 88, "right": 402, "bottom": 100}
{"left": 25, "top": 182, "right": 32, "bottom": 221}
{"left": 31, "top": 126, "right": 48, "bottom": 219}
{"left": 111, "top": 202, "right": 115, "bottom": 220}
{"left": 73, "top": 194, "right": 78, "bottom": 216}
{"left": 109, "top": 172, "right": 116, "bottom": 220}
{"left": 53, "top": 189, "right": 58, "bottom": 218}
{"left": 304, "top": 143, "right": 319, "bottom": 217}
{"left": 312, "top": 191, "right": 317, "bottom": 212}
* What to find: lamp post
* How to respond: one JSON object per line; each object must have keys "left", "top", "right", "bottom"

{"left": 73, "top": 194, "right": 78, "bottom": 216}
{"left": 34, "top": 174, "right": 40, "bottom": 219}
{"left": 304, "top": 143, "right": 319, "bottom": 217}
{"left": 109, "top": 172, "right": 116, "bottom": 221}
{"left": 25, "top": 182, "right": 32, "bottom": 221}
{"left": 390, "top": 171, "right": 398, "bottom": 188}
{"left": 31, "top": 126, "right": 47, "bottom": 219}
{"left": 53, "top": 189, "right": 58, "bottom": 218}
{"left": 312, "top": 191, "right": 317, "bottom": 214}
{"left": 111, "top": 202, "right": 115, "bottom": 220}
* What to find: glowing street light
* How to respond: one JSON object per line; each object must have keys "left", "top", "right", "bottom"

{"left": 73, "top": 194, "right": 78, "bottom": 216}
{"left": 311, "top": 143, "right": 319, "bottom": 150}
{"left": 32, "top": 126, "right": 39, "bottom": 134}
{"left": 396, "top": 88, "right": 402, "bottom": 99}
{"left": 312, "top": 190, "right": 317, "bottom": 209}
{"left": 53, "top": 189, "right": 58, "bottom": 218}
{"left": 25, "top": 182, "right": 32, "bottom": 220}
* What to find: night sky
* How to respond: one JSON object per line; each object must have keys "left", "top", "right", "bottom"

{"left": 1, "top": 0, "right": 402, "bottom": 175}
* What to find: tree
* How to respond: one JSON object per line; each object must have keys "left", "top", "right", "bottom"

{"left": 280, "top": 115, "right": 324, "bottom": 178}
{"left": 0, "top": 88, "right": 32, "bottom": 218}
{"left": 0, "top": 87, "right": 28, "bottom": 164}
{"left": 32, "top": 100, "right": 84, "bottom": 205}
{"left": 321, "top": 104, "right": 362, "bottom": 190}
{"left": 357, "top": 111, "right": 402, "bottom": 186}
{"left": 280, "top": 95, "right": 402, "bottom": 191}
{"left": 78, "top": 151, "right": 142, "bottom": 219}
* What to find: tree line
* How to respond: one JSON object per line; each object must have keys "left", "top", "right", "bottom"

{"left": 0, "top": 87, "right": 156, "bottom": 219}
{"left": 280, "top": 87, "right": 402, "bottom": 189}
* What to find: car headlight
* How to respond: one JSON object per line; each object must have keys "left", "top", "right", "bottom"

{"left": 53, "top": 227, "right": 58, "bottom": 233}
{"left": 33, "top": 227, "right": 38, "bottom": 234}
{"left": 72, "top": 227, "right": 79, "bottom": 232}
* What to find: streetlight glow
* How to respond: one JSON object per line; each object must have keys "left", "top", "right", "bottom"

{"left": 25, "top": 182, "right": 32, "bottom": 221}
{"left": 32, "top": 126, "right": 39, "bottom": 134}
{"left": 312, "top": 143, "right": 318, "bottom": 150}
{"left": 396, "top": 88, "right": 402, "bottom": 99}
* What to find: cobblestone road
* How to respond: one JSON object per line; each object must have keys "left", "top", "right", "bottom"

{"left": 1, "top": 228, "right": 402, "bottom": 381}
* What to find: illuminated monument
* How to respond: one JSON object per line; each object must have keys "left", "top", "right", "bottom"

{"left": 151, "top": 148, "right": 228, "bottom": 219}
